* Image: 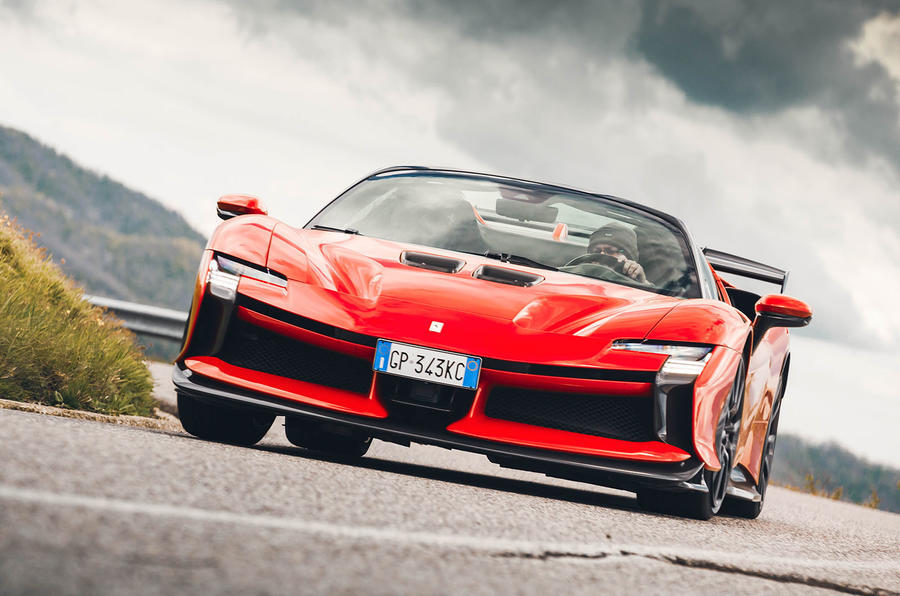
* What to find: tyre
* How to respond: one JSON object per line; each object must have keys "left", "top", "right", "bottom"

{"left": 725, "top": 395, "right": 783, "bottom": 519}
{"left": 637, "top": 487, "right": 716, "bottom": 520}
{"left": 177, "top": 392, "right": 275, "bottom": 446}
{"left": 636, "top": 488, "right": 675, "bottom": 514}
{"left": 285, "top": 416, "right": 371, "bottom": 458}
{"left": 637, "top": 358, "right": 746, "bottom": 520}
{"left": 724, "top": 357, "right": 789, "bottom": 519}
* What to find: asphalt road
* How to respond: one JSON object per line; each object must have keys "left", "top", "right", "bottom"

{"left": 0, "top": 366, "right": 898, "bottom": 595}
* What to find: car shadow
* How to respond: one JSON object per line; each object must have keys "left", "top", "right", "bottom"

{"left": 171, "top": 429, "right": 737, "bottom": 522}
{"left": 253, "top": 442, "right": 641, "bottom": 513}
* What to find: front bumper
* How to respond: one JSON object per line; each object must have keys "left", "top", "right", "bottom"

{"left": 173, "top": 362, "right": 703, "bottom": 492}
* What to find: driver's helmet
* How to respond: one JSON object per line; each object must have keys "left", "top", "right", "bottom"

{"left": 588, "top": 223, "right": 639, "bottom": 261}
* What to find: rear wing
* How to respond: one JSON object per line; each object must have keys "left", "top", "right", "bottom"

{"left": 702, "top": 248, "right": 789, "bottom": 293}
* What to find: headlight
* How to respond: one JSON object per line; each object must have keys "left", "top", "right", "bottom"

{"left": 206, "top": 253, "right": 287, "bottom": 301}
{"left": 612, "top": 341, "right": 712, "bottom": 381}
{"left": 612, "top": 341, "right": 712, "bottom": 361}
{"left": 612, "top": 340, "right": 714, "bottom": 442}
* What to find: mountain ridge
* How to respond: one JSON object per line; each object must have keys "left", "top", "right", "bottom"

{"left": 0, "top": 124, "right": 205, "bottom": 310}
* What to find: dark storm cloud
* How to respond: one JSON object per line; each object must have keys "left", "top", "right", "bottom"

{"left": 635, "top": 0, "right": 900, "bottom": 170}
{"left": 238, "top": 0, "right": 900, "bottom": 174}
{"left": 423, "top": 0, "right": 900, "bottom": 175}
{"left": 636, "top": 1, "right": 882, "bottom": 112}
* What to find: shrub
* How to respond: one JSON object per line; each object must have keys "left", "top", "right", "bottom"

{"left": 0, "top": 213, "right": 154, "bottom": 415}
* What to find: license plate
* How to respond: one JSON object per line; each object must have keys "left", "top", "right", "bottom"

{"left": 373, "top": 340, "right": 481, "bottom": 389}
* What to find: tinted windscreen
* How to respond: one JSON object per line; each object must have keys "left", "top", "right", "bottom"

{"left": 308, "top": 173, "right": 700, "bottom": 297}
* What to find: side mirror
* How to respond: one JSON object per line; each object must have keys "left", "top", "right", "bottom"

{"left": 217, "top": 194, "right": 267, "bottom": 220}
{"left": 753, "top": 294, "right": 811, "bottom": 346}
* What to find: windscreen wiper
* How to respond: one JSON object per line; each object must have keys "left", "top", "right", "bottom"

{"left": 310, "top": 225, "right": 362, "bottom": 235}
{"left": 477, "top": 251, "right": 558, "bottom": 271}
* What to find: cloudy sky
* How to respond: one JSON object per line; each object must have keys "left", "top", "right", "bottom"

{"left": 1, "top": 0, "right": 898, "bottom": 464}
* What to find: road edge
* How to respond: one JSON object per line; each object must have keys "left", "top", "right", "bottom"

{"left": 0, "top": 397, "right": 181, "bottom": 432}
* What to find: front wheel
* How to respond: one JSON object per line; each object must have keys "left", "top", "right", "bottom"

{"left": 637, "top": 487, "right": 715, "bottom": 520}
{"left": 638, "top": 358, "right": 746, "bottom": 520}
{"left": 725, "top": 395, "right": 782, "bottom": 519}
{"left": 177, "top": 392, "right": 275, "bottom": 446}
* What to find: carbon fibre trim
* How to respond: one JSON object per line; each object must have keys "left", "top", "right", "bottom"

{"left": 236, "top": 294, "right": 656, "bottom": 383}
{"left": 173, "top": 363, "right": 702, "bottom": 487}
{"left": 482, "top": 361, "right": 654, "bottom": 383}
{"left": 703, "top": 247, "right": 788, "bottom": 292}
{"left": 237, "top": 295, "right": 377, "bottom": 347}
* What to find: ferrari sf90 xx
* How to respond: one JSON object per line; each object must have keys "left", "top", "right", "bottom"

{"left": 173, "top": 167, "right": 812, "bottom": 519}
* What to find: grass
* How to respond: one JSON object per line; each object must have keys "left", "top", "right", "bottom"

{"left": 0, "top": 212, "right": 155, "bottom": 416}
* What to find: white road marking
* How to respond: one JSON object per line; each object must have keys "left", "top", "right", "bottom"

{"left": 0, "top": 483, "right": 895, "bottom": 576}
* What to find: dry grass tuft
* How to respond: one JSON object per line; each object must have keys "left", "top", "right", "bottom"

{"left": 778, "top": 473, "right": 886, "bottom": 511}
{"left": 0, "top": 212, "right": 154, "bottom": 415}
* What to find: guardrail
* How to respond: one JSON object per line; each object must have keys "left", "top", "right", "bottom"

{"left": 85, "top": 295, "right": 188, "bottom": 342}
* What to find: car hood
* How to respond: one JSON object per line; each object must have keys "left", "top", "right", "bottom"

{"left": 260, "top": 228, "right": 680, "bottom": 364}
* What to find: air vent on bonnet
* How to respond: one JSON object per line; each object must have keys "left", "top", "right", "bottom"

{"left": 400, "top": 251, "right": 465, "bottom": 273}
{"left": 473, "top": 265, "right": 543, "bottom": 287}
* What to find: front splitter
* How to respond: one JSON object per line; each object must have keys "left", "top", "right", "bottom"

{"left": 172, "top": 362, "right": 704, "bottom": 492}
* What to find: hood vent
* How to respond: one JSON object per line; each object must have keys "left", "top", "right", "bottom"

{"left": 400, "top": 251, "right": 465, "bottom": 273}
{"left": 473, "top": 265, "right": 543, "bottom": 287}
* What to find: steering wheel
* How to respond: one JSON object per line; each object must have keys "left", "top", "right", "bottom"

{"left": 560, "top": 252, "right": 640, "bottom": 284}
{"left": 563, "top": 252, "right": 625, "bottom": 272}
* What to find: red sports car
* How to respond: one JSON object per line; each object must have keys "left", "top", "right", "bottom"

{"left": 173, "top": 167, "right": 811, "bottom": 519}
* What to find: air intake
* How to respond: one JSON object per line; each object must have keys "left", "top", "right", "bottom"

{"left": 473, "top": 265, "right": 543, "bottom": 287}
{"left": 485, "top": 386, "right": 653, "bottom": 442}
{"left": 218, "top": 319, "right": 374, "bottom": 395}
{"left": 400, "top": 251, "right": 465, "bottom": 273}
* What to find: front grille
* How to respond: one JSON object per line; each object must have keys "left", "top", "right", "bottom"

{"left": 484, "top": 386, "right": 653, "bottom": 442}
{"left": 218, "top": 319, "right": 374, "bottom": 395}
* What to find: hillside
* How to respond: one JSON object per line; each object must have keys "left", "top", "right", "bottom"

{"left": 0, "top": 125, "right": 204, "bottom": 310}
{"left": 773, "top": 433, "right": 899, "bottom": 513}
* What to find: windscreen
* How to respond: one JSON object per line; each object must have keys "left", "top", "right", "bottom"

{"left": 307, "top": 172, "right": 701, "bottom": 297}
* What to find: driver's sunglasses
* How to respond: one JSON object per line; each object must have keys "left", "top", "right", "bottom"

{"left": 589, "top": 244, "right": 624, "bottom": 256}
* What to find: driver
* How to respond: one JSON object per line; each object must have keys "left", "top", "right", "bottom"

{"left": 587, "top": 223, "right": 649, "bottom": 284}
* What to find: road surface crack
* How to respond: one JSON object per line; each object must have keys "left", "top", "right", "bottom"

{"left": 652, "top": 554, "right": 895, "bottom": 596}
{"left": 495, "top": 549, "right": 893, "bottom": 595}
{"left": 495, "top": 551, "right": 611, "bottom": 562}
